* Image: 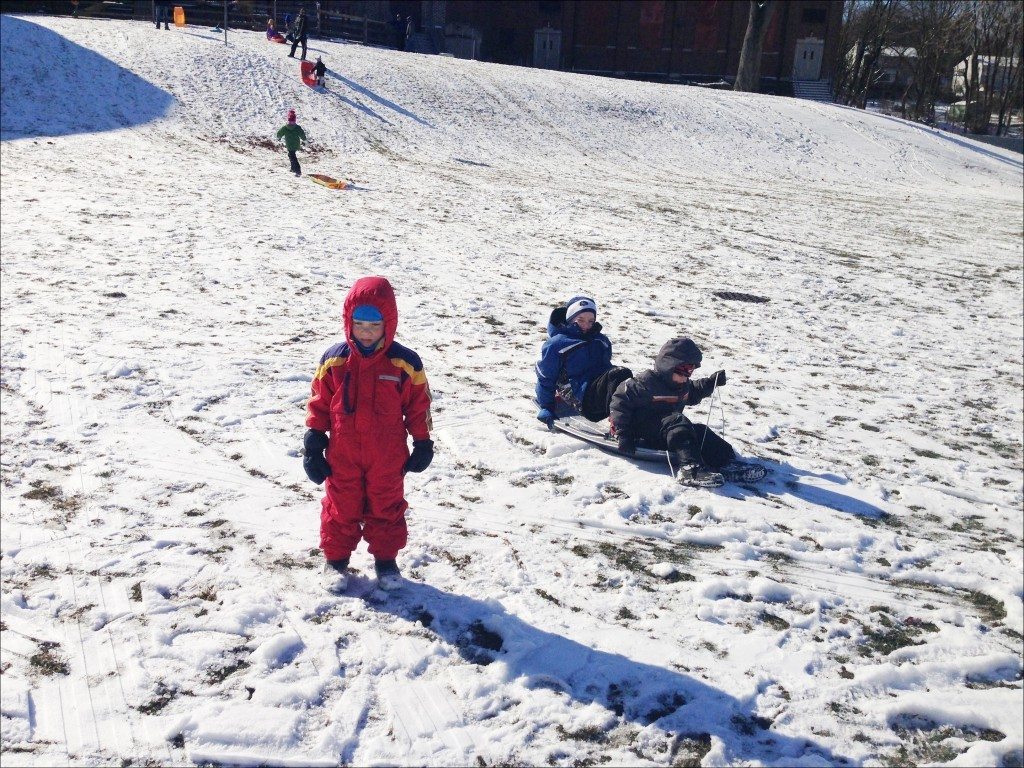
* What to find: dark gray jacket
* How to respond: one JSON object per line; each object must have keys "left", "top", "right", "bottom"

{"left": 609, "top": 337, "right": 718, "bottom": 436}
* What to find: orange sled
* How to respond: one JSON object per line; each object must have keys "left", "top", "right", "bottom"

{"left": 310, "top": 174, "right": 348, "bottom": 189}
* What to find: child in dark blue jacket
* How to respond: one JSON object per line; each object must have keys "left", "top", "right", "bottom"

{"left": 535, "top": 296, "right": 632, "bottom": 426}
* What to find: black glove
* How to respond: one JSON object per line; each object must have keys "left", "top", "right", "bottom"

{"left": 617, "top": 433, "right": 636, "bottom": 457}
{"left": 302, "top": 429, "right": 332, "bottom": 485}
{"left": 709, "top": 370, "right": 727, "bottom": 387}
{"left": 404, "top": 439, "right": 434, "bottom": 474}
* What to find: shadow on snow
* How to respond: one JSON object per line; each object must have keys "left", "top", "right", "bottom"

{"left": 328, "top": 70, "right": 433, "bottom": 127}
{"left": 0, "top": 16, "right": 174, "bottom": 140}
{"left": 360, "top": 580, "right": 851, "bottom": 766}
{"left": 724, "top": 459, "right": 888, "bottom": 518}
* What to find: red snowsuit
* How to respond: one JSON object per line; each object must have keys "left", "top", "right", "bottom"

{"left": 305, "top": 277, "right": 432, "bottom": 560}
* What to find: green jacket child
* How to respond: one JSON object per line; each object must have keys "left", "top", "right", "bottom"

{"left": 277, "top": 109, "right": 307, "bottom": 176}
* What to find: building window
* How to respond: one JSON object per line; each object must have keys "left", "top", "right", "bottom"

{"left": 801, "top": 8, "right": 827, "bottom": 24}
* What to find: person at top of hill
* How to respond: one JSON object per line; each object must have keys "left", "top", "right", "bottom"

{"left": 288, "top": 7, "right": 309, "bottom": 60}
{"left": 608, "top": 337, "right": 751, "bottom": 487}
{"left": 535, "top": 296, "right": 632, "bottom": 427}
{"left": 276, "top": 109, "right": 307, "bottom": 176}
{"left": 313, "top": 56, "right": 327, "bottom": 88}
{"left": 302, "top": 276, "right": 434, "bottom": 593}
{"left": 153, "top": 1, "right": 170, "bottom": 30}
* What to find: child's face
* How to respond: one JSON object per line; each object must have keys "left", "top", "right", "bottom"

{"left": 671, "top": 363, "right": 698, "bottom": 384}
{"left": 352, "top": 320, "right": 385, "bottom": 349}
{"left": 572, "top": 312, "right": 596, "bottom": 333}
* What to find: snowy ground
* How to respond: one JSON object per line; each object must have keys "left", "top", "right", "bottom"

{"left": 1, "top": 14, "right": 1022, "bottom": 768}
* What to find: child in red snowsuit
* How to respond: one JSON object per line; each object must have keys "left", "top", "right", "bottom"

{"left": 303, "top": 276, "right": 433, "bottom": 592}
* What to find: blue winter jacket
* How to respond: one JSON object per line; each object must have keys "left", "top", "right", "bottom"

{"left": 535, "top": 306, "right": 613, "bottom": 410}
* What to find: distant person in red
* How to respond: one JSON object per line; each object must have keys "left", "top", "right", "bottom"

{"left": 303, "top": 276, "right": 434, "bottom": 593}
{"left": 275, "top": 109, "right": 306, "bottom": 176}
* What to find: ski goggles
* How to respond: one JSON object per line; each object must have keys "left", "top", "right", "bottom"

{"left": 673, "top": 363, "right": 699, "bottom": 375}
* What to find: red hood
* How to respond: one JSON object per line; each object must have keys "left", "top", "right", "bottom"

{"left": 343, "top": 276, "right": 398, "bottom": 357}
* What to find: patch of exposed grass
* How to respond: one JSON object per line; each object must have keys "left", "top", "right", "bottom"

{"left": 642, "top": 692, "right": 686, "bottom": 723}
{"left": 555, "top": 724, "right": 608, "bottom": 743}
{"left": 195, "top": 586, "right": 217, "bottom": 602}
{"left": 596, "top": 541, "right": 646, "bottom": 573}
{"left": 138, "top": 683, "right": 178, "bottom": 715}
{"left": 441, "top": 550, "right": 472, "bottom": 570}
{"left": 205, "top": 655, "right": 250, "bottom": 684}
{"left": 22, "top": 481, "right": 62, "bottom": 501}
{"left": 884, "top": 718, "right": 1006, "bottom": 767}
{"left": 535, "top": 588, "right": 561, "bottom": 606}
{"left": 760, "top": 611, "right": 791, "bottom": 630}
{"left": 858, "top": 616, "right": 938, "bottom": 657}
{"left": 30, "top": 642, "right": 69, "bottom": 676}
{"left": 962, "top": 589, "right": 1007, "bottom": 624}
{"left": 273, "top": 553, "right": 316, "bottom": 570}
{"left": 671, "top": 733, "right": 713, "bottom": 767}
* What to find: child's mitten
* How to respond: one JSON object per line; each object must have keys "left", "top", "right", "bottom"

{"left": 404, "top": 439, "right": 434, "bottom": 474}
{"left": 302, "top": 429, "right": 332, "bottom": 484}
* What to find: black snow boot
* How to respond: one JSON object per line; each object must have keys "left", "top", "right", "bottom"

{"left": 322, "top": 558, "right": 350, "bottom": 593}
{"left": 374, "top": 559, "right": 403, "bottom": 591}
{"left": 675, "top": 463, "right": 725, "bottom": 488}
{"left": 720, "top": 461, "right": 768, "bottom": 483}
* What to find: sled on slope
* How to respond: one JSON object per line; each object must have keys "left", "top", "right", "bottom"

{"left": 268, "top": 32, "right": 286, "bottom": 43}
{"left": 309, "top": 174, "right": 349, "bottom": 190}
{"left": 553, "top": 416, "right": 665, "bottom": 462}
{"left": 553, "top": 415, "right": 770, "bottom": 485}
{"left": 300, "top": 60, "right": 318, "bottom": 87}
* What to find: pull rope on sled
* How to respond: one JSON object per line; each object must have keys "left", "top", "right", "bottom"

{"left": 698, "top": 378, "right": 723, "bottom": 459}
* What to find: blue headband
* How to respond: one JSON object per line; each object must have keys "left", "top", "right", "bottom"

{"left": 352, "top": 304, "right": 383, "bottom": 322}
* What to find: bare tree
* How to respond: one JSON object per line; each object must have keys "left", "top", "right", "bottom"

{"left": 898, "top": 0, "right": 972, "bottom": 123}
{"left": 961, "top": 0, "right": 1023, "bottom": 134}
{"left": 836, "top": 0, "right": 900, "bottom": 107}
{"left": 734, "top": 1, "right": 777, "bottom": 92}
{"left": 832, "top": 1, "right": 863, "bottom": 104}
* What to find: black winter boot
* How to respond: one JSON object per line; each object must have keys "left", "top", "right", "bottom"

{"left": 675, "top": 463, "right": 724, "bottom": 488}
{"left": 374, "top": 559, "right": 402, "bottom": 591}
{"left": 322, "top": 558, "right": 350, "bottom": 593}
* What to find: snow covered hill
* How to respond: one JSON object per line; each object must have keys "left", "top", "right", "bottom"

{"left": 1, "top": 14, "right": 1022, "bottom": 767}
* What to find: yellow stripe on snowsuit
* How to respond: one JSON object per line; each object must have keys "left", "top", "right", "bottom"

{"left": 314, "top": 356, "right": 347, "bottom": 381}
{"left": 390, "top": 357, "right": 427, "bottom": 386}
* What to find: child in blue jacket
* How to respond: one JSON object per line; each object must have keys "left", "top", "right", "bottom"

{"left": 535, "top": 296, "right": 632, "bottom": 426}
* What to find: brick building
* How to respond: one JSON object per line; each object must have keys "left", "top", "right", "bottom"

{"left": 399, "top": 0, "right": 843, "bottom": 93}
